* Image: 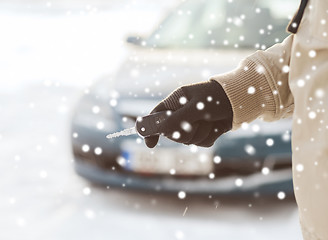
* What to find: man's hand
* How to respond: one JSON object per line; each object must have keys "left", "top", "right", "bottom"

{"left": 144, "top": 80, "right": 233, "bottom": 148}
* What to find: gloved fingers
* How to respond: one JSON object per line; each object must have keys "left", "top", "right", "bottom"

{"left": 164, "top": 122, "right": 200, "bottom": 144}
{"left": 144, "top": 121, "right": 199, "bottom": 147}
{"left": 144, "top": 92, "right": 187, "bottom": 148}
{"left": 156, "top": 103, "right": 200, "bottom": 140}
{"left": 196, "top": 130, "right": 222, "bottom": 148}
{"left": 143, "top": 102, "right": 198, "bottom": 148}
{"left": 172, "top": 97, "right": 227, "bottom": 124}
{"left": 149, "top": 101, "right": 168, "bottom": 114}
{"left": 196, "top": 121, "right": 230, "bottom": 147}
{"left": 144, "top": 135, "right": 159, "bottom": 148}
{"left": 186, "top": 121, "right": 213, "bottom": 145}
{"left": 158, "top": 99, "right": 204, "bottom": 130}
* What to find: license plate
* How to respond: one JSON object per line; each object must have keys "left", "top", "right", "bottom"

{"left": 119, "top": 140, "right": 214, "bottom": 176}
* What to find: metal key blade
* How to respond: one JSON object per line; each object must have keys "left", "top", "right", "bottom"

{"left": 106, "top": 111, "right": 168, "bottom": 140}
{"left": 106, "top": 127, "right": 137, "bottom": 139}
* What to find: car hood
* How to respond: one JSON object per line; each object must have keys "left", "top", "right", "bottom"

{"left": 112, "top": 46, "right": 253, "bottom": 97}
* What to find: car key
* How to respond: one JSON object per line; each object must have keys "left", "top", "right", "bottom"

{"left": 106, "top": 111, "right": 169, "bottom": 139}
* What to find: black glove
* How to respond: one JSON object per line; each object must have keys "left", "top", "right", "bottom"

{"left": 144, "top": 80, "right": 233, "bottom": 148}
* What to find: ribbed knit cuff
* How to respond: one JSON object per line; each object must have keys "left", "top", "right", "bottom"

{"left": 210, "top": 58, "right": 276, "bottom": 129}
{"left": 162, "top": 88, "right": 186, "bottom": 111}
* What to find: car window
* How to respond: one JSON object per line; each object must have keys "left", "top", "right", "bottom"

{"left": 146, "top": 0, "right": 298, "bottom": 49}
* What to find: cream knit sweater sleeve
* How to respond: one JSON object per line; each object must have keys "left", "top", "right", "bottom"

{"left": 211, "top": 35, "right": 295, "bottom": 130}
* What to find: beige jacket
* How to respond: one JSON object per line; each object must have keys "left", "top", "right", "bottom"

{"left": 211, "top": 1, "right": 328, "bottom": 239}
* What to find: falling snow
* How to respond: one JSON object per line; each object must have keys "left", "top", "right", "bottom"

{"left": 213, "top": 156, "right": 221, "bottom": 164}
{"left": 308, "top": 111, "right": 317, "bottom": 119}
{"left": 245, "top": 144, "right": 256, "bottom": 155}
{"left": 94, "top": 147, "right": 103, "bottom": 155}
{"left": 179, "top": 96, "right": 187, "bottom": 105}
{"left": 315, "top": 88, "right": 325, "bottom": 98}
{"left": 247, "top": 86, "right": 256, "bottom": 94}
{"left": 172, "top": 131, "right": 181, "bottom": 139}
{"left": 266, "top": 138, "right": 274, "bottom": 147}
{"left": 308, "top": 50, "right": 317, "bottom": 58}
{"left": 196, "top": 102, "right": 205, "bottom": 110}
{"left": 181, "top": 121, "right": 192, "bottom": 132}
{"left": 282, "top": 65, "right": 290, "bottom": 73}
{"left": 92, "top": 105, "right": 100, "bottom": 114}
{"left": 1, "top": 1, "right": 303, "bottom": 239}
{"left": 178, "top": 191, "right": 186, "bottom": 199}
{"left": 39, "top": 170, "right": 48, "bottom": 178}
{"left": 83, "top": 187, "right": 91, "bottom": 195}
{"left": 262, "top": 167, "right": 270, "bottom": 175}
{"left": 82, "top": 144, "right": 90, "bottom": 152}
{"left": 296, "top": 164, "right": 304, "bottom": 172}
{"left": 297, "top": 79, "right": 305, "bottom": 88}
{"left": 235, "top": 178, "right": 243, "bottom": 187}
{"left": 277, "top": 191, "right": 286, "bottom": 200}
{"left": 208, "top": 173, "right": 215, "bottom": 179}
{"left": 110, "top": 99, "right": 118, "bottom": 107}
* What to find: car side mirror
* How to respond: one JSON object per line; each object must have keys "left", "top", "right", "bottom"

{"left": 126, "top": 36, "right": 143, "bottom": 45}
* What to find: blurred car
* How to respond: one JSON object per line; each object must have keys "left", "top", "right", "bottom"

{"left": 70, "top": 0, "right": 298, "bottom": 196}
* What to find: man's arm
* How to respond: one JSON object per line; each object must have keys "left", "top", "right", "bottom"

{"left": 211, "top": 35, "right": 294, "bottom": 129}
{"left": 144, "top": 35, "right": 294, "bottom": 148}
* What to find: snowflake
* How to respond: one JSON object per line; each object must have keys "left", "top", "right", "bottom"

{"left": 94, "top": 147, "right": 102, "bottom": 155}
{"left": 252, "top": 124, "right": 260, "bottom": 132}
{"left": 262, "top": 167, "right": 270, "bottom": 175}
{"left": 296, "top": 164, "right": 304, "bottom": 172}
{"left": 85, "top": 209, "right": 95, "bottom": 219}
{"left": 190, "top": 145, "right": 198, "bottom": 153}
{"left": 82, "top": 144, "right": 90, "bottom": 152}
{"left": 245, "top": 144, "right": 256, "bottom": 155}
{"left": 247, "top": 86, "right": 255, "bottom": 94}
{"left": 213, "top": 155, "right": 221, "bottom": 164}
{"left": 235, "top": 178, "right": 243, "bottom": 187}
{"left": 282, "top": 65, "right": 290, "bottom": 73}
{"left": 83, "top": 187, "right": 91, "bottom": 195}
{"left": 39, "top": 170, "right": 48, "bottom": 178}
{"left": 282, "top": 131, "right": 291, "bottom": 142}
{"left": 96, "top": 122, "right": 104, "bottom": 130}
{"left": 308, "top": 50, "right": 317, "bottom": 58}
{"left": 241, "top": 122, "right": 249, "bottom": 130}
{"left": 199, "top": 153, "right": 209, "bottom": 163}
{"left": 208, "top": 173, "right": 215, "bottom": 179}
{"left": 297, "top": 79, "right": 305, "bottom": 87}
{"left": 110, "top": 99, "right": 117, "bottom": 107}
{"left": 196, "top": 102, "right": 205, "bottom": 110}
{"left": 277, "top": 191, "right": 286, "bottom": 200}
{"left": 308, "top": 111, "right": 317, "bottom": 119}
{"left": 266, "top": 138, "right": 274, "bottom": 147}
{"left": 16, "top": 217, "right": 26, "bottom": 227}
{"left": 181, "top": 121, "right": 192, "bottom": 132}
{"left": 175, "top": 230, "right": 185, "bottom": 239}
{"left": 178, "top": 191, "right": 186, "bottom": 199}
{"left": 315, "top": 88, "right": 325, "bottom": 98}
{"left": 256, "top": 65, "right": 265, "bottom": 73}
{"left": 172, "top": 131, "right": 181, "bottom": 139}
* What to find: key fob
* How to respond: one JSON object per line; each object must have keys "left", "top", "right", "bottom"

{"left": 135, "top": 111, "right": 169, "bottom": 137}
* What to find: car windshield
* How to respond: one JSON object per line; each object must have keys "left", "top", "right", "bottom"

{"left": 146, "top": 0, "right": 298, "bottom": 49}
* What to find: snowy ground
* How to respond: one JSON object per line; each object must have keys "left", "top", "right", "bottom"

{"left": 0, "top": 1, "right": 303, "bottom": 240}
